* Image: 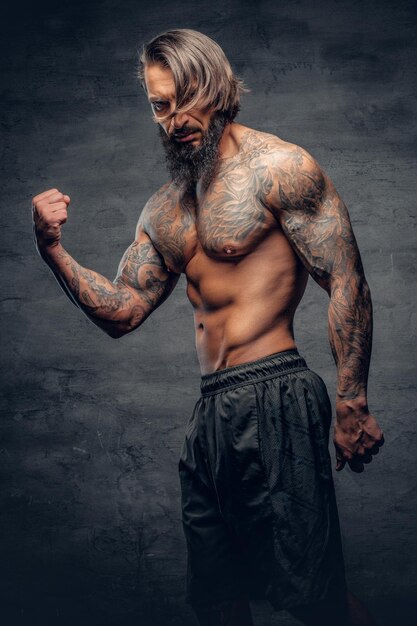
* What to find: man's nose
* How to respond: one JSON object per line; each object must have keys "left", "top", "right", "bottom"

{"left": 170, "top": 110, "right": 190, "bottom": 131}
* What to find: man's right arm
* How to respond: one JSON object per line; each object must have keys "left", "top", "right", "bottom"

{"left": 32, "top": 188, "right": 179, "bottom": 338}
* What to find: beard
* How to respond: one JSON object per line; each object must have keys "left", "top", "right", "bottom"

{"left": 158, "top": 112, "right": 228, "bottom": 191}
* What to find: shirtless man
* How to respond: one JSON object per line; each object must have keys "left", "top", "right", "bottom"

{"left": 32, "top": 29, "right": 384, "bottom": 626}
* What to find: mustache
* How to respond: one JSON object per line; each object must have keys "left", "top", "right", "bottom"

{"left": 170, "top": 126, "right": 200, "bottom": 139}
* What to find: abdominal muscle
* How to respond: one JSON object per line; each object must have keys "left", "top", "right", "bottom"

{"left": 185, "top": 231, "right": 309, "bottom": 375}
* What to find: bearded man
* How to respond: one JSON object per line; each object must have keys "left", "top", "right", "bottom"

{"left": 32, "top": 29, "right": 384, "bottom": 626}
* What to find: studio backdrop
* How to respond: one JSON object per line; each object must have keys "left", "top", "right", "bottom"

{"left": 1, "top": 1, "right": 416, "bottom": 624}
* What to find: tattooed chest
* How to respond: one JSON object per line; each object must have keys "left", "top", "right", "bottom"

{"left": 197, "top": 194, "right": 272, "bottom": 261}
{"left": 147, "top": 201, "right": 271, "bottom": 272}
{"left": 196, "top": 162, "right": 275, "bottom": 260}
{"left": 146, "top": 165, "right": 275, "bottom": 272}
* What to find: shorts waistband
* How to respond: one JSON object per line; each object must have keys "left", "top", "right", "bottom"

{"left": 200, "top": 349, "right": 308, "bottom": 396}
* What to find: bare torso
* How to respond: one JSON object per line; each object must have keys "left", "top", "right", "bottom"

{"left": 33, "top": 114, "right": 383, "bottom": 472}
{"left": 142, "top": 125, "right": 309, "bottom": 374}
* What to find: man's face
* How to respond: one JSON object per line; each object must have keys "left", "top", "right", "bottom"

{"left": 144, "top": 62, "right": 227, "bottom": 188}
{"left": 144, "top": 62, "right": 213, "bottom": 142}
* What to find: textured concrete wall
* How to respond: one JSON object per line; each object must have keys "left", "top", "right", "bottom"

{"left": 1, "top": 0, "right": 416, "bottom": 624}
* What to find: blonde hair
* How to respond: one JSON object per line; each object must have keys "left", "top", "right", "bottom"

{"left": 138, "top": 29, "right": 247, "bottom": 122}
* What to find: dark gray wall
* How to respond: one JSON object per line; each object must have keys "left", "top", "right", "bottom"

{"left": 1, "top": 0, "right": 416, "bottom": 624}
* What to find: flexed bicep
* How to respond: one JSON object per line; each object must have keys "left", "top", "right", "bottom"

{"left": 115, "top": 227, "right": 179, "bottom": 317}
{"left": 270, "top": 147, "right": 364, "bottom": 293}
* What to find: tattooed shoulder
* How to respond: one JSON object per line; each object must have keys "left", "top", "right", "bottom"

{"left": 138, "top": 182, "right": 196, "bottom": 273}
{"left": 225, "top": 130, "right": 325, "bottom": 215}
{"left": 139, "top": 182, "right": 179, "bottom": 232}
{"left": 256, "top": 140, "right": 326, "bottom": 215}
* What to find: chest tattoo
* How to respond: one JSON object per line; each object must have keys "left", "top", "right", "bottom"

{"left": 196, "top": 146, "right": 274, "bottom": 257}
{"left": 145, "top": 131, "right": 284, "bottom": 268}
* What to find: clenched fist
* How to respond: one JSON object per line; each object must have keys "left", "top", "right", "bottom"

{"left": 32, "top": 188, "right": 71, "bottom": 250}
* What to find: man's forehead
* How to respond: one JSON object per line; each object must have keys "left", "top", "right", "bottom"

{"left": 144, "top": 62, "right": 175, "bottom": 100}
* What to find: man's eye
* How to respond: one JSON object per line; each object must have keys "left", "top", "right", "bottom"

{"left": 151, "top": 101, "right": 169, "bottom": 115}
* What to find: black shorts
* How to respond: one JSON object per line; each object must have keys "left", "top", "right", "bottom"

{"left": 179, "top": 349, "right": 347, "bottom": 612}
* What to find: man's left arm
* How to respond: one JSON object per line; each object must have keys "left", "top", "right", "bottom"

{"left": 267, "top": 145, "right": 384, "bottom": 472}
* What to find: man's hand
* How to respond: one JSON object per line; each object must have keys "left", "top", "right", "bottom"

{"left": 334, "top": 401, "right": 385, "bottom": 472}
{"left": 32, "top": 188, "right": 71, "bottom": 250}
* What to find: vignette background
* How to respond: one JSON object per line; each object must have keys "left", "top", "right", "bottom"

{"left": 1, "top": 0, "right": 416, "bottom": 624}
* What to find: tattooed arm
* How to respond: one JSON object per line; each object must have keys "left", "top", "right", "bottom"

{"left": 267, "top": 146, "right": 384, "bottom": 472}
{"left": 33, "top": 188, "right": 179, "bottom": 338}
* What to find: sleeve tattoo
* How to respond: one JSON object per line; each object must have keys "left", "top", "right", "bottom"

{"left": 51, "top": 231, "right": 178, "bottom": 337}
{"left": 271, "top": 147, "right": 372, "bottom": 401}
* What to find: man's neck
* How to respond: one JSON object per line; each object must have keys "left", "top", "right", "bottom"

{"left": 218, "top": 122, "right": 240, "bottom": 159}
